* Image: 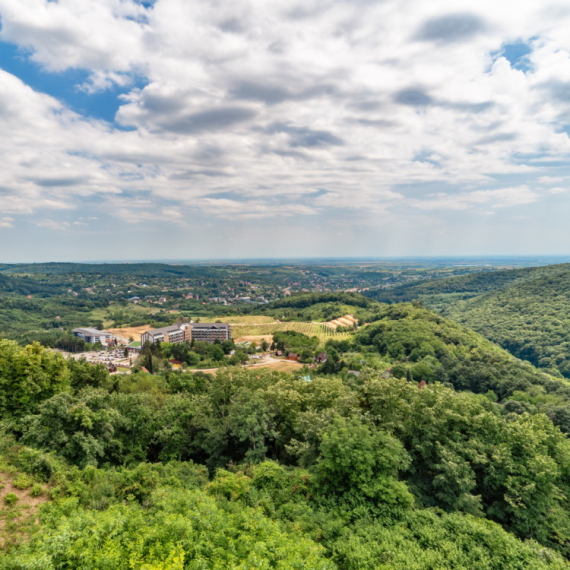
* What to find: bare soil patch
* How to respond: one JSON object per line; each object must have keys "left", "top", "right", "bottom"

{"left": 0, "top": 472, "right": 49, "bottom": 551}
{"left": 255, "top": 360, "right": 304, "bottom": 372}
{"left": 191, "top": 358, "right": 303, "bottom": 375}
{"left": 234, "top": 335, "right": 273, "bottom": 345}
{"left": 108, "top": 324, "right": 152, "bottom": 342}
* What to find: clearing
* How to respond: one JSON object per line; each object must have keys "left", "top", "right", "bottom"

{"left": 195, "top": 358, "right": 304, "bottom": 374}
{"left": 234, "top": 334, "right": 274, "bottom": 345}
{"left": 0, "top": 472, "right": 49, "bottom": 551}
{"left": 108, "top": 324, "right": 153, "bottom": 342}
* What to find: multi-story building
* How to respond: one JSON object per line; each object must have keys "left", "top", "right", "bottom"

{"left": 190, "top": 323, "right": 231, "bottom": 343}
{"left": 141, "top": 324, "right": 191, "bottom": 346}
{"left": 141, "top": 322, "right": 231, "bottom": 345}
{"left": 72, "top": 328, "right": 113, "bottom": 345}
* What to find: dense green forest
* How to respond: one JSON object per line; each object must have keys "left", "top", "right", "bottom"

{"left": 368, "top": 263, "right": 570, "bottom": 378}
{"left": 3, "top": 296, "right": 570, "bottom": 567}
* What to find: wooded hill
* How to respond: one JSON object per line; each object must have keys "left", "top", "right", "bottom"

{"left": 367, "top": 263, "right": 570, "bottom": 378}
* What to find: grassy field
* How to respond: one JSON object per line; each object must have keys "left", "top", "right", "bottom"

{"left": 231, "top": 322, "right": 353, "bottom": 342}
{"left": 213, "top": 315, "right": 276, "bottom": 324}
{"left": 90, "top": 305, "right": 162, "bottom": 328}
{"left": 192, "top": 359, "right": 304, "bottom": 374}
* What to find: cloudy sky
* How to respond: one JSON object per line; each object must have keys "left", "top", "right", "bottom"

{"left": 1, "top": 0, "right": 570, "bottom": 261}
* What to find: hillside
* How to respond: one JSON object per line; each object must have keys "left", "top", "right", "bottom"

{"left": 368, "top": 264, "right": 570, "bottom": 378}
{"left": 2, "top": 326, "right": 570, "bottom": 567}
{"left": 4, "top": 296, "right": 570, "bottom": 567}
{"left": 443, "top": 270, "right": 570, "bottom": 377}
{"left": 368, "top": 263, "right": 570, "bottom": 307}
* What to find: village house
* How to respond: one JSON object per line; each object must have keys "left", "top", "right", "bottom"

{"left": 316, "top": 352, "right": 328, "bottom": 364}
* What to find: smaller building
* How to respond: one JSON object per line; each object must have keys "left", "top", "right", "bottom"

{"left": 288, "top": 353, "right": 299, "bottom": 362}
{"left": 316, "top": 352, "right": 328, "bottom": 364}
{"left": 126, "top": 341, "right": 142, "bottom": 357}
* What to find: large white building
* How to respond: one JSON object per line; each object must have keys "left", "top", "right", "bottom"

{"left": 141, "top": 324, "right": 192, "bottom": 345}
{"left": 72, "top": 328, "right": 113, "bottom": 345}
{"left": 141, "top": 322, "right": 231, "bottom": 346}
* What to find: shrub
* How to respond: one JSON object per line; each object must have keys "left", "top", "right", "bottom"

{"left": 30, "top": 484, "right": 44, "bottom": 497}
{"left": 4, "top": 492, "right": 18, "bottom": 505}
{"left": 12, "top": 474, "right": 33, "bottom": 490}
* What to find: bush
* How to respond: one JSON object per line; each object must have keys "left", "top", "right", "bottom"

{"left": 30, "top": 483, "right": 44, "bottom": 497}
{"left": 4, "top": 492, "right": 18, "bottom": 505}
{"left": 12, "top": 474, "right": 33, "bottom": 490}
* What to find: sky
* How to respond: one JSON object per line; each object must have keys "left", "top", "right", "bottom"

{"left": 1, "top": 0, "right": 570, "bottom": 262}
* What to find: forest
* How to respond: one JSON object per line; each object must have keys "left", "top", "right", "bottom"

{"left": 370, "top": 263, "right": 570, "bottom": 379}
{"left": 3, "top": 294, "right": 570, "bottom": 568}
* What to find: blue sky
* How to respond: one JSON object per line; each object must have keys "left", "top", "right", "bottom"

{"left": 1, "top": 0, "right": 570, "bottom": 262}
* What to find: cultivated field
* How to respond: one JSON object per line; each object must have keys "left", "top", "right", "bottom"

{"left": 231, "top": 322, "right": 353, "bottom": 342}
{"left": 224, "top": 315, "right": 276, "bottom": 324}
{"left": 324, "top": 314, "right": 358, "bottom": 328}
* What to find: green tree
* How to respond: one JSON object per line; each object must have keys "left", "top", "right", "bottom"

{"left": 313, "top": 416, "right": 413, "bottom": 518}
{"left": 0, "top": 340, "right": 70, "bottom": 418}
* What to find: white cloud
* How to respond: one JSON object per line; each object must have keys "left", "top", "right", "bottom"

{"left": 412, "top": 185, "right": 539, "bottom": 210}
{"left": 36, "top": 219, "right": 70, "bottom": 230}
{"left": 0, "top": 217, "right": 14, "bottom": 228}
{"left": 0, "top": 0, "right": 570, "bottom": 244}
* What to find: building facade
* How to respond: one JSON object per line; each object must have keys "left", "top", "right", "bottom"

{"left": 141, "top": 322, "right": 231, "bottom": 345}
{"left": 141, "top": 324, "right": 190, "bottom": 345}
{"left": 190, "top": 323, "right": 231, "bottom": 343}
{"left": 72, "top": 328, "right": 113, "bottom": 345}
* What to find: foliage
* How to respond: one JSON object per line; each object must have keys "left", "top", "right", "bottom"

{"left": 273, "top": 330, "right": 319, "bottom": 356}
{"left": 2, "top": 487, "right": 333, "bottom": 569}
{"left": 5, "top": 293, "right": 570, "bottom": 567}
{"left": 369, "top": 263, "right": 570, "bottom": 379}
{"left": 0, "top": 340, "right": 69, "bottom": 418}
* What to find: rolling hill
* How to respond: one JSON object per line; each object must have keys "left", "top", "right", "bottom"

{"left": 368, "top": 264, "right": 570, "bottom": 377}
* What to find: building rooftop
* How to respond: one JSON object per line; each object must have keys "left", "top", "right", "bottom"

{"left": 191, "top": 323, "right": 231, "bottom": 329}
{"left": 73, "top": 327, "right": 107, "bottom": 335}
{"left": 145, "top": 325, "right": 183, "bottom": 336}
